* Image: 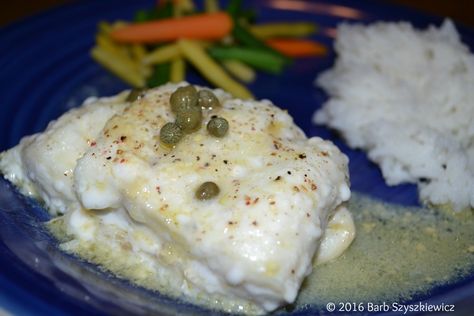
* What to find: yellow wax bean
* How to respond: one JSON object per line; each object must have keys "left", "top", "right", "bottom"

{"left": 143, "top": 44, "right": 180, "bottom": 65}
{"left": 249, "top": 22, "right": 316, "bottom": 38}
{"left": 91, "top": 46, "right": 144, "bottom": 88}
{"left": 178, "top": 40, "right": 253, "bottom": 99}
{"left": 222, "top": 60, "right": 256, "bottom": 83}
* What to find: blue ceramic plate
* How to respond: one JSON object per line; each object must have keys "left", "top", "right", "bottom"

{"left": 1, "top": 0, "right": 473, "bottom": 315}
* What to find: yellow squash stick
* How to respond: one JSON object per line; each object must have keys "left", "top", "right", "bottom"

{"left": 98, "top": 21, "right": 113, "bottom": 35}
{"left": 175, "top": 0, "right": 195, "bottom": 14}
{"left": 143, "top": 44, "right": 180, "bottom": 64}
{"left": 98, "top": 20, "right": 128, "bottom": 35}
{"left": 170, "top": 58, "right": 186, "bottom": 83}
{"left": 91, "top": 46, "right": 144, "bottom": 87}
{"left": 170, "top": 0, "right": 188, "bottom": 77}
{"left": 173, "top": 0, "right": 184, "bottom": 17}
{"left": 249, "top": 22, "right": 316, "bottom": 39}
{"left": 96, "top": 34, "right": 144, "bottom": 77}
{"left": 222, "top": 60, "right": 256, "bottom": 83}
{"left": 178, "top": 39, "right": 253, "bottom": 99}
{"left": 96, "top": 34, "right": 128, "bottom": 57}
{"left": 131, "top": 44, "right": 146, "bottom": 61}
{"left": 204, "top": 0, "right": 219, "bottom": 12}
{"left": 130, "top": 44, "right": 151, "bottom": 77}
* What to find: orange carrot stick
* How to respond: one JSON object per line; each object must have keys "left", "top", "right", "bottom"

{"left": 265, "top": 39, "right": 327, "bottom": 57}
{"left": 111, "top": 12, "right": 233, "bottom": 44}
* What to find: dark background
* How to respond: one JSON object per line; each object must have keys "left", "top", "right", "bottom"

{"left": 1, "top": 0, "right": 474, "bottom": 28}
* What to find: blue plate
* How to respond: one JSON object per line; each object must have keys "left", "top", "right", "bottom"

{"left": 1, "top": 0, "right": 473, "bottom": 315}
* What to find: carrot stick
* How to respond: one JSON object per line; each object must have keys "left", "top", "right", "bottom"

{"left": 110, "top": 12, "right": 233, "bottom": 44}
{"left": 265, "top": 39, "right": 327, "bottom": 57}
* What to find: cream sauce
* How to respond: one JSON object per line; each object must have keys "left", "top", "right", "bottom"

{"left": 297, "top": 193, "right": 474, "bottom": 308}
{"left": 48, "top": 192, "right": 474, "bottom": 314}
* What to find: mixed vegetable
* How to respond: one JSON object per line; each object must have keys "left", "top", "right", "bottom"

{"left": 92, "top": 0, "right": 326, "bottom": 98}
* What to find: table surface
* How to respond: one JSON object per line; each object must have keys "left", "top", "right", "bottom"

{"left": 1, "top": 0, "right": 474, "bottom": 28}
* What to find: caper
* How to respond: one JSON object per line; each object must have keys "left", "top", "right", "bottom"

{"left": 126, "top": 88, "right": 145, "bottom": 102}
{"left": 198, "top": 89, "right": 220, "bottom": 109}
{"left": 195, "top": 181, "right": 220, "bottom": 200}
{"left": 159, "top": 122, "right": 183, "bottom": 145}
{"left": 170, "top": 85, "right": 198, "bottom": 114}
{"left": 207, "top": 116, "right": 229, "bottom": 137}
{"left": 176, "top": 106, "right": 202, "bottom": 133}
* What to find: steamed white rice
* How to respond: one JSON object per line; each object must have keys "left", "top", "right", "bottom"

{"left": 313, "top": 20, "right": 474, "bottom": 210}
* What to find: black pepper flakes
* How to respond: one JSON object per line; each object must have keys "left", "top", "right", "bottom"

{"left": 273, "top": 140, "right": 281, "bottom": 150}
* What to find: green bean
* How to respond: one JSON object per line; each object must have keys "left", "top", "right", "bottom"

{"left": 232, "top": 23, "right": 290, "bottom": 63}
{"left": 156, "top": 2, "right": 173, "bottom": 19}
{"left": 134, "top": 2, "right": 173, "bottom": 23}
{"left": 134, "top": 10, "right": 152, "bottom": 23}
{"left": 147, "top": 63, "right": 170, "bottom": 87}
{"left": 208, "top": 46, "right": 286, "bottom": 74}
{"left": 227, "top": 0, "right": 242, "bottom": 18}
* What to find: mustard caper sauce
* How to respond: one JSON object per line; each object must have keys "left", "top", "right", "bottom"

{"left": 48, "top": 192, "right": 474, "bottom": 314}
{"left": 297, "top": 193, "right": 474, "bottom": 309}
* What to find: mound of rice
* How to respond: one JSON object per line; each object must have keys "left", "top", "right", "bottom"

{"left": 313, "top": 20, "right": 474, "bottom": 210}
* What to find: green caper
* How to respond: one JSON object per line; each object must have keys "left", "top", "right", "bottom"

{"left": 176, "top": 106, "right": 202, "bottom": 133}
{"left": 160, "top": 122, "right": 183, "bottom": 145}
{"left": 198, "top": 89, "right": 220, "bottom": 109}
{"left": 195, "top": 181, "right": 220, "bottom": 200}
{"left": 170, "top": 85, "right": 198, "bottom": 114}
{"left": 207, "top": 116, "right": 229, "bottom": 137}
{"left": 126, "top": 88, "right": 145, "bottom": 102}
